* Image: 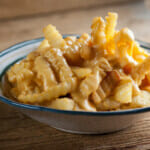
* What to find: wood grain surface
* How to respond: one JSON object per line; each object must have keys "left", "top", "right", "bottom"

{"left": 1, "top": 0, "right": 150, "bottom": 150}
{"left": 0, "top": 0, "right": 138, "bottom": 20}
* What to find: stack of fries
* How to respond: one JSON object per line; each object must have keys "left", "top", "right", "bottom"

{"left": 6, "top": 12, "right": 150, "bottom": 111}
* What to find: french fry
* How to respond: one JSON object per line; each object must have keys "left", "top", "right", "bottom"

{"left": 80, "top": 44, "right": 92, "bottom": 60}
{"left": 83, "top": 57, "right": 112, "bottom": 73}
{"left": 91, "top": 91, "right": 102, "bottom": 104}
{"left": 114, "top": 79, "right": 132, "bottom": 103}
{"left": 81, "top": 99, "right": 96, "bottom": 111}
{"left": 34, "top": 56, "right": 57, "bottom": 90}
{"left": 63, "top": 44, "right": 82, "bottom": 65}
{"left": 2, "top": 75, "right": 17, "bottom": 99}
{"left": 71, "top": 67, "right": 92, "bottom": 79}
{"left": 37, "top": 39, "right": 50, "bottom": 52}
{"left": 131, "top": 91, "right": 150, "bottom": 107}
{"left": 97, "top": 96, "right": 120, "bottom": 111}
{"left": 91, "top": 17, "right": 106, "bottom": 47}
{"left": 63, "top": 33, "right": 90, "bottom": 65}
{"left": 73, "top": 104, "right": 84, "bottom": 111}
{"left": 131, "top": 78, "right": 141, "bottom": 97}
{"left": 97, "top": 57, "right": 112, "bottom": 71}
{"left": 18, "top": 77, "right": 77, "bottom": 104}
{"left": 26, "top": 51, "right": 39, "bottom": 61}
{"left": 71, "top": 67, "right": 99, "bottom": 111}
{"left": 96, "top": 70, "right": 121, "bottom": 101}
{"left": 131, "top": 57, "right": 150, "bottom": 85}
{"left": 43, "top": 24, "right": 66, "bottom": 48}
{"left": 64, "top": 36, "right": 77, "bottom": 46}
{"left": 80, "top": 68, "right": 100, "bottom": 97}
{"left": 105, "top": 12, "right": 118, "bottom": 41}
{"left": 44, "top": 48, "right": 73, "bottom": 82}
{"left": 48, "top": 98, "right": 75, "bottom": 110}
{"left": 97, "top": 86, "right": 106, "bottom": 100}
{"left": 71, "top": 92, "right": 96, "bottom": 111}
{"left": 78, "top": 33, "right": 92, "bottom": 60}
{"left": 7, "top": 60, "right": 34, "bottom": 96}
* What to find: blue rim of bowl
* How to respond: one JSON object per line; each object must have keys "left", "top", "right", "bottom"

{"left": 1, "top": 35, "right": 150, "bottom": 116}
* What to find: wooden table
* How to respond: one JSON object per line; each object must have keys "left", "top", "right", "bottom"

{"left": 1, "top": 1, "right": 150, "bottom": 149}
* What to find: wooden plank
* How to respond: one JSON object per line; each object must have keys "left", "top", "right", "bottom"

{"left": 0, "top": 102, "right": 150, "bottom": 150}
{"left": 0, "top": 0, "right": 139, "bottom": 20}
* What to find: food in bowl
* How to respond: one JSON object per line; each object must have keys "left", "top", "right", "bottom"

{"left": 3, "top": 12, "right": 150, "bottom": 112}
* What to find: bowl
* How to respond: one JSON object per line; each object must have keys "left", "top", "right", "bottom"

{"left": 0, "top": 35, "right": 150, "bottom": 134}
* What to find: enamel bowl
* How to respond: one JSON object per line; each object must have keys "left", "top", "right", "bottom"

{"left": 1, "top": 35, "right": 150, "bottom": 134}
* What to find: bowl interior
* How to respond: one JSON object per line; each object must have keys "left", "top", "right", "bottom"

{"left": 0, "top": 36, "right": 150, "bottom": 116}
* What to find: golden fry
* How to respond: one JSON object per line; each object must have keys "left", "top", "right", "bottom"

{"left": 96, "top": 70, "right": 121, "bottom": 101}
{"left": 131, "top": 57, "right": 150, "bottom": 85}
{"left": 43, "top": 24, "right": 66, "bottom": 48}
{"left": 71, "top": 92, "right": 96, "bottom": 111}
{"left": 91, "top": 17, "right": 106, "bottom": 47}
{"left": 91, "top": 92, "right": 102, "bottom": 104}
{"left": 18, "top": 78, "right": 77, "bottom": 103}
{"left": 37, "top": 39, "right": 50, "bottom": 52}
{"left": 114, "top": 79, "right": 132, "bottom": 103}
{"left": 80, "top": 68, "right": 100, "bottom": 97}
{"left": 71, "top": 67, "right": 92, "bottom": 79}
{"left": 48, "top": 98, "right": 75, "bottom": 110}
{"left": 44, "top": 48, "right": 73, "bottom": 82}
{"left": 97, "top": 96, "right": 121, "bottom": 111}
{"left": 34, "top": 56, "right": 57, "bottom": 90}
{"left": 63, "top": 33, "right": 90, "bottom": 65}
{"left": 105, "top": 12, "right": 118, "bottom": 41}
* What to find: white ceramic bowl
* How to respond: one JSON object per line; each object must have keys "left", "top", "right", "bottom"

{"left": 1, "top": 35, "right": 150, "bottom": 134}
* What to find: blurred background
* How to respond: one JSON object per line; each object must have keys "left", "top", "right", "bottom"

{"left": 0, "top": 0, "right": 150, "bottom": 50}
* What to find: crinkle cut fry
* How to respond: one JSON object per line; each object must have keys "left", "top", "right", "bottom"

{"left": 85, "top": 58, "right": 113, "bottom": 104}
{"left": 63, "top": 33, "right": 91, "bottom": 64}
{"left": 91, "top": 91, "right": 102, "bottom": 104}
{"left": 64, "top": 36, "right": 77, "bottom": 46}
{"left": 95, "top": 70, "right": 121, "bottom": 102}
{"left": 43, "top": 24, "right": 66, "bottom": 49}
{"left": 131, "top": 57, "right": 150, "bottom": 85}
{"left": 78, "top": 33, "right": 92, "bottom": 60}
{"left": 71, "top": 68, "right": 100, "bottom": 111}
{"left": 44, "top": 48, "right": 73, "bottom": 82}
{"left": 83, "top": 57, "right": 112, "bottom": 73}
{"left": 47, "top": 97, "right": 75, "bottom": 111}
{"left": 37, "top": 39, "right": 50, "bottom": 52}
{"left": 18, "top": 77, "right": 77, "bottom": 104}
{"left": 34, "top": 56, "right": 57, "bottom": 90}
{"left": 71, "top": 92, "right": 96, "bottom": 111}
{"left": 7, "top": 61, "right": 35, "bottom": 96}
{"left": 80, "top": 68, "right": 101, "bottom": 97}
{"left": 91, "top": 17, "right": 106, "bottom": 47}
{"left": 63, "top": 38, "right": 81, "bottom": 65}
{"left": 105, "top": 12, "right": 118, "bottom": 41}
{"left": 71, "top": 67, "right": 92, "bottom": 79}
{"left": 97, "top": 57, "right": 112, "bottom": 71}
{"left": 15, "top": 69, "right": 34, "bottom": 95}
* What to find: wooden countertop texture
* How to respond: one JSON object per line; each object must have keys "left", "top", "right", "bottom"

{"left": 1, "top": 0, "right": 150, "bottom": 149}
